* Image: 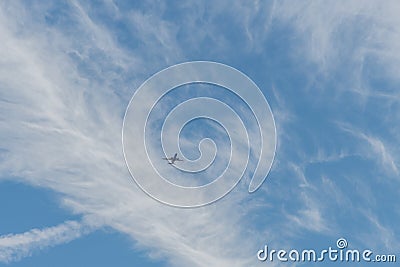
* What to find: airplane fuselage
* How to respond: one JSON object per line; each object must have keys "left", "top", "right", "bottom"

{"left": 169, "top": 153, "right": 178, "bottom": 164}
{"left": 163, "top": 153, "right": 182, "bottom": 165}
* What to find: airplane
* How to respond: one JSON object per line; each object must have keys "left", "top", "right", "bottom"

{"left": 162, "top": 153, "right": 183, "bottom": 164}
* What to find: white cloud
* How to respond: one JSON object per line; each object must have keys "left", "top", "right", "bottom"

{"left": 338, "top": 124, "right": 399, "bottom": 176}
{"left": 269, "top": 0, "right": 400, "bottom": 125}
{"left": 1, "top": 1, "right": 400, "bottom": 266}
{"left": 0, "top": 1, "right": 271, "bottom": 266}
{"left": 285, "top": 191, "right": 329, "bottom": 233}
{"left": 359, "top": 210, "right": 399, "bottom": 252}
{"left": 0, "top": 220, "right": 95, "bottom": 263}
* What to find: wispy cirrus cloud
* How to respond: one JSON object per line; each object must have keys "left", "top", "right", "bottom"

{"left": 0, "top": 1, "right": 273, "bottom": 266}
{"left": 1, "top": 0, "right": 400, "bottom": 266}
{"left": 0, "top": 220, "right": 94, "bottom": 263}
{"left": 338, "top": 123, "right": 399, "bottom": 176}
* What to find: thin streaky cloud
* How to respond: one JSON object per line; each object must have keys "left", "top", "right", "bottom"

{"left": 0, "top": 220, "right": 95, "bottom": 263}
{"left": 338, "top": 123, "right": 399, "bottom": 176}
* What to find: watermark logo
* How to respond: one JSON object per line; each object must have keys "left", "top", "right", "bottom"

{"left": 122, "top": 61, "right": 276, "bottom": 207}
{"left": 257, "top": 238, "right": 397, "bottom": 263}
{"left": 336, "top": 237, "right": 348, "bottom": 249}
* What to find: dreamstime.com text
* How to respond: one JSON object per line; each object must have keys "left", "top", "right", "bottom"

{"left": 257, "top": 238, "right": 396, "bottom": 263}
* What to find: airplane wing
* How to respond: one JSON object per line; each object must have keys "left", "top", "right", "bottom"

{"left": 176, "top": 158, "right": 183, "bottom": 161}
{"left": 162, "top": 157, "right": 173, "bottom": 160}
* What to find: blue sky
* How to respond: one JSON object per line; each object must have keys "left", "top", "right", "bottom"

{"left": 0, "top": 1, "right": 399, "bottom": 266}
